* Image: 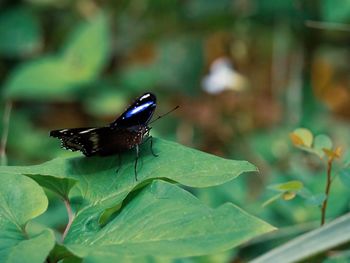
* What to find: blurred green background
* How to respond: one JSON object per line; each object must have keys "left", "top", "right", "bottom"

{"left": 0, "top": 0, "right": 350, "bottom": 261}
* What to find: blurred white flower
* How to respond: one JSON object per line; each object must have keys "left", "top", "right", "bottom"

{"left": 202, "top": 57, "right": 247, "bottom": 94}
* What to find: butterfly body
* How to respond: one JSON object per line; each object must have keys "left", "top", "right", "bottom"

{"left": 50, "top": 93, "right": 157, "bottom": 180}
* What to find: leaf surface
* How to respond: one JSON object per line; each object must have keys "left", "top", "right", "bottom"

{"left": 4, "top": 13, "right": 109, "bottom": 100}
{"left": 0, "top": 138, "right": 257, "bottom": 243}
{"left": 0, "top": 173, "right": 55, "bottom": 263}
{"left": 66, "top": 181, "right": 274, "bottom": 260}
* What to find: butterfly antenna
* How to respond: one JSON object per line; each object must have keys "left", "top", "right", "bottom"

{"left": 149, "top": 106, "right": 179, "bottom": 125}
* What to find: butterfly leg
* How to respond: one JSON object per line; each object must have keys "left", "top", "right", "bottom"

{"left": 143, "top": 129, "right": 158, "bottom": 157}
{"left": 116, "top": 154, "right": 122, "bottom": 173}
{"left": 134, "top": 145, "right": 139, "bottom": 181}
{"left": 149, "top": 136, "right": 158, "bottom": 157}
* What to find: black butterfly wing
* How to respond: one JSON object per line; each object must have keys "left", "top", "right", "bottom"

{"left": 50, "top": 127, "right": 106, "bottom": 156}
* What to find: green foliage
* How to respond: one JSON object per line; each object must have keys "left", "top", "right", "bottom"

{"left": 0, "top": 1, "right": 349, "bottom": 262}
{"left": 5, "top": 111, "right": 61, "bottom": 162}
{"left": 282, "top": 127, "right": 350, "bottom": 230}
{"left": 263, "top": 180, "right": 303, "bottom": 207}
{"left": 119, "top": 38, "right": 203, "bottom": 94}
{"left": 290, "top": 128, "right": 339, "bottom": 159}
{"left": 0, "top": 7, "right": 42, "bottom": 57}
{"left": 314, "top": 134, "right": 333, "bottom": 158}
{"left": 185, "top": 0, "right": 233, "bottom": 18}
{"left": 255, "top": 126, "right": 349, "bottom": 229}
{"left": 268, "top": 180, "right": 304, "bottom": 192}
{"left": 67, "top": 180, "right": 273, "bottom": 260}
{"left": 321, "top": 0, "right": 350, "bottom": 22}
{"left": 4, "top": 12, "right": 110, "bottom": 100}
{"left": 2, "top": 138, "right": 256, "bottom": 198}
{"left": 339, "top": 167, "right": 350, "bottom": 188}
{"left": 0, "top": 138, "right": 273, "bottom": 262}
{"left": 0, "top": 173, "right": 55, "bottom": 263}
{"left": 290, "top": 128, "right": 314, "bottom": 148}
{"left": 303, "top": 193, "right": 327, "bottom": 207}
{"left": 83, "top": 90, "right": 128, "bottom": 117}
{"left": 251, "top": 212, "right": 350, "bottom": 263}
{"left": 62, "top": 13, "right": 110, "bottom": 82}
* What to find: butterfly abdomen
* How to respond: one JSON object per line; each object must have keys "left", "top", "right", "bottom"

{"left": 95, "top": 126, "right": 147, "bottom": 156}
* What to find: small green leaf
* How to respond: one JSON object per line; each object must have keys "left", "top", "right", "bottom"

{"left": 26, "top": 174, "right": 77, "bottom": 199}
{"left": 0, "top": 173, "right": 55, "bottom": 263}
{"left": 314, "top": 134, "right": 333, "bottom": 158}
{"left": 268, "top": 180, "right": 304, "bottom": 192}
{"left": 282, "top": 191, "right": 296, "bottom": 201}
{"left": 297, "top": 187, "right": 326, "bottom": 206}
{"left": 290, "top": 128, "right": 313, "bottom": 148}
{"left": 66, "top": 181, "right": 274, "bottom": 259}
{"left": 339, "top": 168, "right": 350, "bottom": 188}
{"left": 0, "top": 7, "right": 42, "bottom": 57}
{"left": 305, "top": 193, "right": 327, "bottom": 207}
{"left": 0, "top": 164, "right": 78, "bottom": 199}
{"left": 264, "top": 181, "right": 302, "bottom": 207}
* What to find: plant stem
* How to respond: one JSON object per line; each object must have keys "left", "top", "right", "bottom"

{"left": 305, "top": 20, "right": 350, "bottom": 32}
{"left": 22, "top": 226, "right": 30, "bottom": 240}
{"left": 0, "top": 101, "right": 12, "bottom": 166}
{"left": 62, "top": 198, "right": 74, "bottom": 242}
{"left": 321, "top": 159, "right": 333, "bottom": 226}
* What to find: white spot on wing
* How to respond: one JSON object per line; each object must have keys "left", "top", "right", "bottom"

{"left": 140, "top": 94, "right": 151, "bottom": 100}
{"left": 79, "top": 128, "right": 97, "bottom": 134}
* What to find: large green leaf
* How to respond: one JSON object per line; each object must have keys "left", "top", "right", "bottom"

{"left": 4, "top": 12, "right": 109, "bottom": 100}
{"left": 62, "top": 13, "right": 110, "bottom": 82}
{"left": 0, "top": 138, "right": 256, "bottom": 199}
{"left": 0, "top": 173, "right": 55, "bottom": 263}
{"left": 66, "top": 180, "right": 274, "bottom": 260}
{"left": 0, "top": 138, "right": 257, "bottom": 241}
{"left": 4, "top": 56, "right": 76, "bottom": 99}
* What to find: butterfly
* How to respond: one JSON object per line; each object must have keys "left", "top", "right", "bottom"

{"left": 50, "top": 92, "right": 158, "bottom": 181}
